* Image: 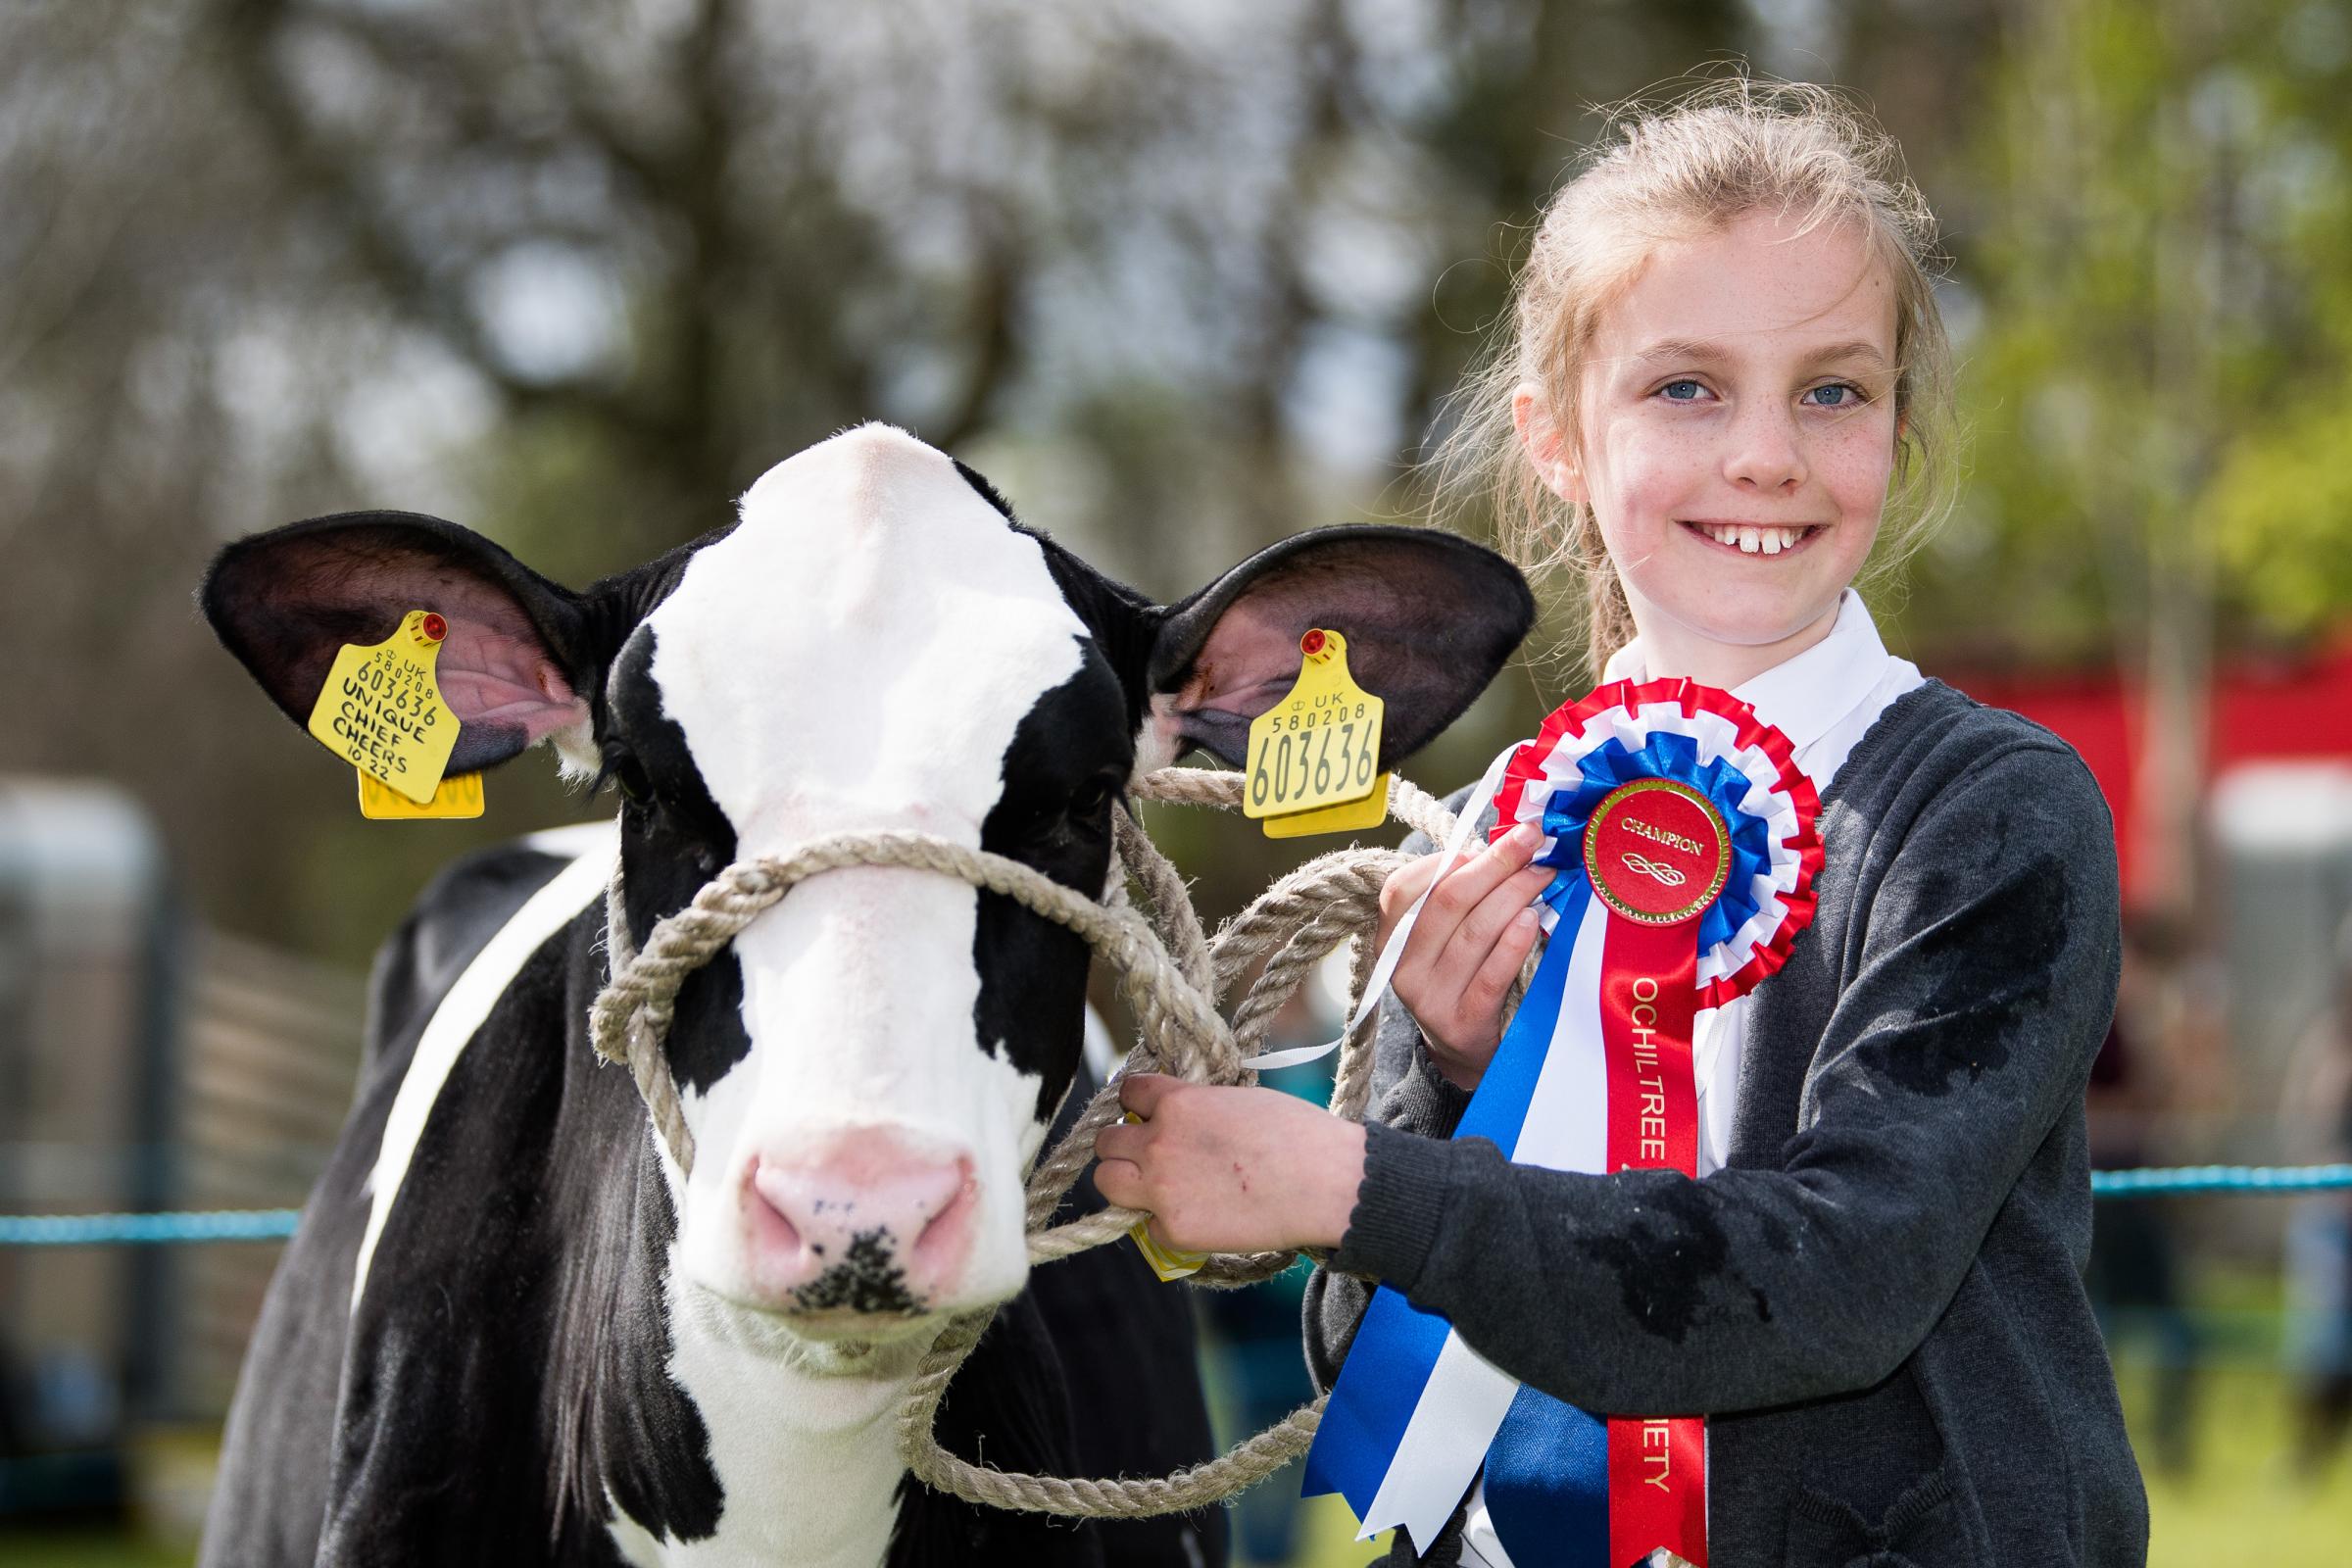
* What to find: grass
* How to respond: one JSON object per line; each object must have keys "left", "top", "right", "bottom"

{"left": 2125, "top": 1358, "right": 2351, "bottom": 1567}
{"left": 0, "top": 1532, "right": 187, "bottom": 1568}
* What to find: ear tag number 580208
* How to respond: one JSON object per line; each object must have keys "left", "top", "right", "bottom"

{"left": 1242, "top": 629, "right": 1387, "bottom": 840}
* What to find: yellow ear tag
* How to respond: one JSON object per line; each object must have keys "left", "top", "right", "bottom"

{"left": 1121, "top": 1111, "right": 1207, "bottom": 1282}
{"left": 358, "top": 770, "right": 484, "bottom": 820}
{"left": 303, "top": 610, "right": 464, "bottom": 808}
{"left": 1243, "top": 628, "right": 1389, "bottom": 839}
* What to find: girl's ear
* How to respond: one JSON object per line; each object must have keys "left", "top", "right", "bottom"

{"left": 201, "top": 511, "right": 599, "bottom": 776}
{"left": 1512, "top": 384, "right": 1587, "bottom": 507}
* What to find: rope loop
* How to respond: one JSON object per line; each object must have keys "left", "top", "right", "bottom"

{"left": 587, "top": 767, "right": 1448, "bottom": 1518}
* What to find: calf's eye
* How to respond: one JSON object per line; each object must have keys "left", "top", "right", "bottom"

{"left": 1067, "top": 773, "right": 1122, "bottom": 820}
{"left": 604, "top": 752, "right": 655, "bottom": 806}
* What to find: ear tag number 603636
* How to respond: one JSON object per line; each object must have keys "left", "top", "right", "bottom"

{"left": 1242, "top": 628, "right": 1388, "bottom": 840}
{"left": 303, "top": 610, "right": 482, "bottom": 819}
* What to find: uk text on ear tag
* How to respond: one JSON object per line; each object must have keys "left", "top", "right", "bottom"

{"left": 358, "top": 770, "right": 484, "bottom": 820}
{"left": 1121, "top": 1112, "right": 1206, "bottom": 1282}
{"left": 1243, "top": 628, "right": 1387, "bottom": 837}
{"left": 303, "top": 610, "right": 462, "bottom": 806}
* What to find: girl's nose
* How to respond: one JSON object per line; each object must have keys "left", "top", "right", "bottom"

{"left": 1723, "top": 407, "right": 1808, "bottom": 492}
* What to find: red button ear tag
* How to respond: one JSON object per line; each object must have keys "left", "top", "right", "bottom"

{"left": 1583, "top": 779, "right": 1731, "bottom": 926}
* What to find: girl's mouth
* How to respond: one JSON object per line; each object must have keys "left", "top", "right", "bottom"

{"left": 1679, "top": 520, "right": 1825, "bottom": 558}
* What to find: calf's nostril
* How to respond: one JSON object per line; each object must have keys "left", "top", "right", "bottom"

{"left": 910, "top": 1171, "right": 978, "bottom": 1264}
{"left": 739, "top": 1142, "right": 979, "bottom": 1305}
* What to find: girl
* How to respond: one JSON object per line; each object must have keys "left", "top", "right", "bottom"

{"left": 1094, "top": 80, "right": 2147, "bottom": 1567}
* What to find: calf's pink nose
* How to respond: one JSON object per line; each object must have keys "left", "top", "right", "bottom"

{"left": 741, "top": 1130, "right": 977, "bottom": 1309}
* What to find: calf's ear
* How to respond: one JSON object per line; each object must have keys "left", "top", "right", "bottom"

{"left": 1146, "top": 525, "right": 1534, "bottom": 769}
{"left": 200, "top": 511, "right": 598, "bottom": 775}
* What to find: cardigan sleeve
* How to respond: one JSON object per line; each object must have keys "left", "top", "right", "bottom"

{"left": 1326, "top": 741, "right": 2121, "bottom": 1415}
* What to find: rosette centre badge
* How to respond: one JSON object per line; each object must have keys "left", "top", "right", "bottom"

{"left": 1583, "top": 778, "right": 1731, "bottom": 926}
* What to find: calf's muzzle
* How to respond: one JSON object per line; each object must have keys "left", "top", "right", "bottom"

{"left": 741, "top": 1128, "right": 978, "bottom": 1313}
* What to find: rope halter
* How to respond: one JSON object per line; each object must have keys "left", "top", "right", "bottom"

{"left": 586, "top": 769, "right": 1460, "bottom": 1518}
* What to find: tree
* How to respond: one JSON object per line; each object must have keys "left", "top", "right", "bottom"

{"left": 1939, "top": 0, "right": 2352, "bottom": 916}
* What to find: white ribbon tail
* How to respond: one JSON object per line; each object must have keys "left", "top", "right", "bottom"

{"left": 1239, "top": 1038, "right": 1348, "bottom": 1070}
{"left": 1357, "top": 1330, "right": 1523, "bottom": 1544}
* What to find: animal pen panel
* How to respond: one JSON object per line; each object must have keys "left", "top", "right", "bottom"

{"left": 0, "top": 779, "right": 363, "bottom": 1510}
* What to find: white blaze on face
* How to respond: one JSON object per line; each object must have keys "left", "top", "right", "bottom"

{"left": 649, "top": 424, "right": 1086, "bottom": 1313}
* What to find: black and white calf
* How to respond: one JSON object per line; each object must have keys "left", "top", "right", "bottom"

{"left": 197, "top": 424, "right": 1533, "bottom": 1566}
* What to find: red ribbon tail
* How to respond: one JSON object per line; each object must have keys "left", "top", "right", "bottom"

{"left": 1598, "top": 910, "right": 1706, "bottom": 1566}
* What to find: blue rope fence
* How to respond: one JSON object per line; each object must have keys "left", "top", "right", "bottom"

{"left": 0, "top": 1209, "right": 301, "bottom": 1246}
{"left": 1, "top": 1166, "right": 2348, "bottom": 1247}
{"left": 2088, "top": 1163, "right": 2352, "bottom": 1197}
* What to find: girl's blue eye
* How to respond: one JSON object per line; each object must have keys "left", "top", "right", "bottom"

{"left": 1660, "top": 380, "right": 1705, "bottom": 402}
{"left": 1805, "top": 382, "right": 1862, "bottom": 408}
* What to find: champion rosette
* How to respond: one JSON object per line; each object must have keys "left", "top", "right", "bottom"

{"left": 1302, "top": 677, "right": 1820, "bottom": 1567}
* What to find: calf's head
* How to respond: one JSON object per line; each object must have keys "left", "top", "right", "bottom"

{"left": 204, "top": 424, "right": 1532, "bottom": 1344}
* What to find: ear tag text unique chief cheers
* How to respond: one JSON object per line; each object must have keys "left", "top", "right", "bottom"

{"left": 303, "top": 610, "right": 482, "bottom": 819}
{"left": 1243, "top": 628, "right": 1387, "bottom": 840}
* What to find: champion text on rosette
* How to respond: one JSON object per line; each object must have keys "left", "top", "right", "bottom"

{"left": 1301, "top": 675, "right": 1822, "bottom": 1568}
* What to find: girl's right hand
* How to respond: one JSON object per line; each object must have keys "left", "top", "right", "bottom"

{"left": 1377, "top": 822, "right": 1553, "bottom": 1093}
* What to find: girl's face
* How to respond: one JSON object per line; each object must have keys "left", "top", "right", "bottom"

{"left": 1522, "top": 210, "right": 1901, "bottom": 683}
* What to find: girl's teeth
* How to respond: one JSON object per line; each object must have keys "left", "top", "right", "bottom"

{"left": 1695, "top": 522, "right": 1808, "bottom": 555}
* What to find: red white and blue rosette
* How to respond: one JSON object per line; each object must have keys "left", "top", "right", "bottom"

{"left": 1491, "top": 676, "right": 1822, "bottom": 1007}
{"left": 1302, "top": 678, "right": 1820, "bottom": 1567}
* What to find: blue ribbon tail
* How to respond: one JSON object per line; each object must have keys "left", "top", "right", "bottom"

{"left": 1485, "top": 1384, "right": 1611, "bottom": 1568}
{"left": 1300, "top": 887, "right": 1588, "bottom": 1519}
{"left": 1299, "top": 1282, "right": 1452, "bottom": 1511}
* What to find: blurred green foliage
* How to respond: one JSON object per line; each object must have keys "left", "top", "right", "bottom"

{"left": 1928, "top": 0, "right": 2352, "bottom": 662}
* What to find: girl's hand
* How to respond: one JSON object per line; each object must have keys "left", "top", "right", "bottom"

{"left": 1093, "top": 1074, "right": 1367, "bottom": 1253}
{"left": 1377, "top": 822, "right": 1552, "bottom": 1093}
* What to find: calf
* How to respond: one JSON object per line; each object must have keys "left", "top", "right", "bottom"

{"left": 197, "top": 424, "right": 1532, "bottom": 1566}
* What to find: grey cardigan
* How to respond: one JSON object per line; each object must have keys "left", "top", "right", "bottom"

{"left": 1304, "top": 681, "right": 2148, "bottom": 1567}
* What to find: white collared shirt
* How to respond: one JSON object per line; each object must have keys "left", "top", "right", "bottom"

{"left": 1456, "top": 590, "right": 1922, "bottom": 1568}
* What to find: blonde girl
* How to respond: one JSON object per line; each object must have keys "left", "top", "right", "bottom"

{"left": 1098, "top": 80, "right": 2145, "bottom": 1567}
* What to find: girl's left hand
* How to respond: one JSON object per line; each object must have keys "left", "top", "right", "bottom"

{"left": 1093, "top": 1074, "right": 1367, "bottom": 1254}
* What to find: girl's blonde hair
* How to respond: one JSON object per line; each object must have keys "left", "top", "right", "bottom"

{"left": 1438, "top": 77, "right": 1958, "bottom": 676}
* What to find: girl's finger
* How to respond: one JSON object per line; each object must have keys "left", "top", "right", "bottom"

{"left": 1422, "top": 824, "right": 1544, "bottom": 929}
{"left": 1433, "top": 862, "right": 1553, "bottom": 988}
{"left": 1094, "top": 1122, "right": 1142, "bottom": 1163}
{"left": 1393, "top": 825, "right": 1544, "bottom": 977}
{"left": 1379, "top": 852, "right": 1448, "bottom": 916}
{"left": 1376, "top": 853, "right": 1452, "bottom": 949}
{"left": 1117, "top": 1071, "right": 1174, "bottom": 1116}
{"left": 1463, "top": 906, "right": 1544, "bottom": 1020}
{"left": 1094, "top": 1159, "right": 1141, "bottom": 1209}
